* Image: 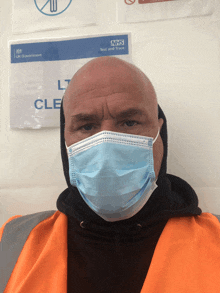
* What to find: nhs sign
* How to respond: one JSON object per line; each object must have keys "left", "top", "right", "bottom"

{"left": 110, "top": 39, "right": 125, "bottom": 46}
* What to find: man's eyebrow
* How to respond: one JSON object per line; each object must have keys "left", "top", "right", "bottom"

{"left": 71, "top": 113, "right": 99, "bottom": 123}
{"left": 115, "top": 108, "right": 145, "bottom": 120}
{"left": 71, "top": 108, "right": 145, "bottom": 123}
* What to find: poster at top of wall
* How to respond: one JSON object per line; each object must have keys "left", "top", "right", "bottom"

{"left": 117, "top": 0, "right": 214, "bottom": 23}
{"left": 12, "top": 0, "right": 97, "bottom": 34}
{"left": 10, "top": 33, "right": 132, "bottom": 129}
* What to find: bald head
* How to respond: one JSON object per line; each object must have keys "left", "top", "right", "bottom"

{"left": 64, "top": 56, "right": 158, "bottom": 118}
{"left": 63, "top": 56, "right": 164, "bottom": 178}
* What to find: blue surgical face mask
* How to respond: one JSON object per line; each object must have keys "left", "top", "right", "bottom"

{"left": 66, "top": 130, "right": 159, "bottom": 222}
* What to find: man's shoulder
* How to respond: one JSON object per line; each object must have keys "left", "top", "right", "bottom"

{"left": 212, "top": 214, "right": 220, "bottom": 222}
{"left": 201, "top": 213, "right": 220, "bottom": 223}
{"left": 0, "top": 210, "right": 57, "bottom": 242}
{"left": 0, "top": 215, "right": 22, "bottom": 241}
{"left": 0, "top": 210, "right": 58, "bottom": 293}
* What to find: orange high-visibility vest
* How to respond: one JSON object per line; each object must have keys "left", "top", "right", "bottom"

{"left": 1, "top": 211, "right": 220, "bottom": 293}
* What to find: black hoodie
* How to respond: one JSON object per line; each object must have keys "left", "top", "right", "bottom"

{"left": 57, "top": 103, "right": 202, "bottom": 293}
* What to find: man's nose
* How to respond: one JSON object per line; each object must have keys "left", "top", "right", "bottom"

{"left": 100, "top": 119, "right": 118, "bottom": 133}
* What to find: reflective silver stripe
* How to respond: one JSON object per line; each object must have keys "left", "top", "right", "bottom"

{"left": 0, "top": 210, "right": 56, "bottom": 293}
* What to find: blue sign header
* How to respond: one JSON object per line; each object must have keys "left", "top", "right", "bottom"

{"left": 11, "top": 35, "right": 129, "bottom": 64}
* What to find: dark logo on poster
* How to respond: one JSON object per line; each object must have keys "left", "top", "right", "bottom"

{"left": 125, "top": 0, "right": 136, "bottom": 5}
{"left": 34, "top": 0, "right": 72, "bottom": 16}
{"left": 138, "top": 0, "right": 175, "bottom": 3}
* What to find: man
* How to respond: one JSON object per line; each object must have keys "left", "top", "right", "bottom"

{"left": 1, "top": 56, "right": 220, "bottom": 293}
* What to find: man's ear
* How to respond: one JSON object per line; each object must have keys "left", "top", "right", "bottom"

{"left": 158, "top": 118, "right": 164, "bottom": 130}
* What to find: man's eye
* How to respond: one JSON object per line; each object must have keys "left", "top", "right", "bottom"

{"left": 81, "top": 124, "right": 94, "bottom": 131}
{"left": 124, "top": 120, "right": 137, "bottom": 127}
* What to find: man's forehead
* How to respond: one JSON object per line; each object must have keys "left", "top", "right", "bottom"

{"left": 66, "top": 82, "right": 143, "bottom": 106}
{"left": 66, "top": 61, "right": 143, "bottom": 98}
{"left": 63, "top": 57, "right": 158, "bottom": 116}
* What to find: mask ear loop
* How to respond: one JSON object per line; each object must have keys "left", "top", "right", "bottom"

{"left": 153, "top": 128, "right": 160, "bottom": 144}
{"left": 153, "top": 128, "right": 160, "bottom": 183}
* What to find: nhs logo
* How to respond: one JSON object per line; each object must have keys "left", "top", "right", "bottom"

{"left": 110, "top": 39, "right": 125, "bottom": 46}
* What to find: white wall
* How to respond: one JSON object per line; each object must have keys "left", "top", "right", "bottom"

{"left": 1, "top": 0, "right": 220, "bottom": 226}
